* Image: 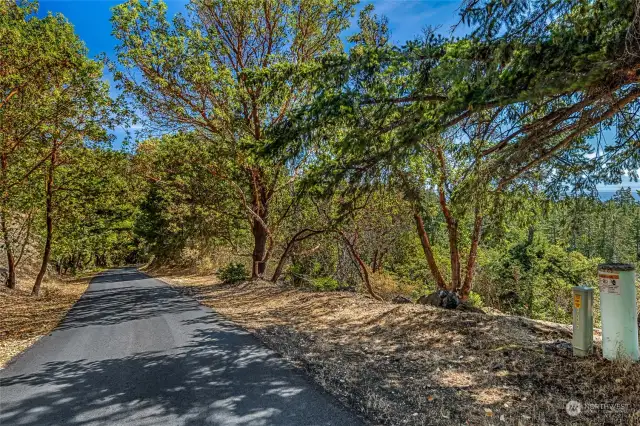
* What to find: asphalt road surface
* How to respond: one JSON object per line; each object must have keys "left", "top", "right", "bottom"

{"left": 0, "top": 268, "right": 363, "bottom": 426}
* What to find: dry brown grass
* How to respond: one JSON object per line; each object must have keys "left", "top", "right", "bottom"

{"left": 153, "top": 270, "right": 640, "bottom": 426}
{"left": 0, "top": 274, "right": 90, "bottom": 368}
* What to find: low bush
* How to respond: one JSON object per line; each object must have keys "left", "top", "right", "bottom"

{"left": 466, "top": 291, "right": 484, "bottom": 308}
{"left": 218, "top": 262, "right": 249, "bottom": 283}
{"left": 310, "top": 276, "right": 342, "bottom": 291}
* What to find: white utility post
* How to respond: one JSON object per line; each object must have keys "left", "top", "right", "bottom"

{"left": 598, "top": 264, "right": 639, "bottom": 361}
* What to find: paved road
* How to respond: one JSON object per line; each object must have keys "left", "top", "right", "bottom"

{"left": 0, "top": 268, "right": 363, "bottom": 426}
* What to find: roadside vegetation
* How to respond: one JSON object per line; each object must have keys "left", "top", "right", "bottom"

{"left": 2, "top": 0, "right": 640, "bottom": 422}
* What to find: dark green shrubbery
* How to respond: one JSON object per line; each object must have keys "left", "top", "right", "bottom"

{"left": 477, "top": 234, "right": 600, "bottom": 323}
{"left": 310, "top": 277, "right": 342, "bottom": 292}
{"left": 218, "top": 262, "right": 249, "bottom": 283}
{"left": 286, "top": 258, "right": 352, "bottom": 292}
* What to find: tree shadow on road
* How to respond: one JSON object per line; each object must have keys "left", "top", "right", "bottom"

{"left": 57, "top": 285, "right": 198, "bottom": 330}
{"left": 0, "top": 273, "right": 360, "bottom": 425}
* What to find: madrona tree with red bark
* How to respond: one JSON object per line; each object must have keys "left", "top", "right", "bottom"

{"left": 269, "top": 0, "right": 640, "bottom": 302}
{"left": 110, "top": 0, "right": 357, "bottom": 278}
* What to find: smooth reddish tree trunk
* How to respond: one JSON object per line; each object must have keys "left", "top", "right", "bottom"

{"left": 438, "top": 186, "right": 461, "bottom": 292}
{"left": 413, "top": 212, "right": 447, "bottom": 290}
{"left": 339, "top": 231, "right": 382, "bottom": 301}
{"left": 459, "top": 209, "right": 483, "bottom": 301}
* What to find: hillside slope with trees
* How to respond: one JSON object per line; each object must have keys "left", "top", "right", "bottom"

{"left": 2, "top": 0, "right": 639, "bottom": 322}
{"left": 2, "top": 0, "right": 640, "bottom": 423}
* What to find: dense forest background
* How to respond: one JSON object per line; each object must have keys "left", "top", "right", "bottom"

{"left": 2, "top": 0, "right": 639, "bottom": 325}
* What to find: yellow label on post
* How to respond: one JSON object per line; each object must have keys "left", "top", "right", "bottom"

{"left": 574, "top": 294, "right": 582, "bottom": 309}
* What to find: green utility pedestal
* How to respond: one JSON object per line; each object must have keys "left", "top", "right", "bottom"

{"left": 572, "top": 286, "right": 594, "bottom": 357}
{"left": 598, "top": 264, "right": 639, "bottom": 361}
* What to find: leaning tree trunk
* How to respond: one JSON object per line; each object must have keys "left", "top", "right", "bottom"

{"left": 271, "top": 237, "right": 296, "bottom": 283}
{"left": 271, "top": 228, "right": 323, "bottom": 283}
{"left": 339, "top": 230, "right": 383, "bottom": 301}
{"left": 33, "top": 149, "right": 55, "bottom": 296}
{"left": 413, "top": 212, "right": 447, "bottom": 290}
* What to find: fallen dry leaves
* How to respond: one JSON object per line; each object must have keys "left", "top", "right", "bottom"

{"left": 0, "top": 275, "right": 89, "bottom": 368}
{"left": 153, "top": 270, "right": 640, "bottom": 426}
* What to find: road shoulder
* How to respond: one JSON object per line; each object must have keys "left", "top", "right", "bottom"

{"left": 0, "top": 275, "right": 91, "bottom": 368}
{"left": 148, "top": 270, "right": 640, "bottom": 426}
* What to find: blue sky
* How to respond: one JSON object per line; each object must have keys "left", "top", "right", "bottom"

{"left": 37, "top": 0, "right": 639, "bottom": 194}
{"left": 39, "top": 1, "right": 462, "bottom": 58}
{"left": 37, "top": 0, "right": 462, "bottom": 67}
{"left": 38, "top": 0, "right": 463, "bottom": 144}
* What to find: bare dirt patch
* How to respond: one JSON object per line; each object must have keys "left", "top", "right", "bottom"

{"left": 153, "top": 271, "right": 640, "bottom": 426}
{"left": 0, "top": 275, "right": 90, "bottom": 368}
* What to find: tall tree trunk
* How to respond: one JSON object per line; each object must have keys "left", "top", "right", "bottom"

{"left": 371, "top": 249, "right": 379, "bottom": 272}
{"left": 339, "top": 230, "right": 382, "bottom": 301}
{"left": 413, "top": 212, "right": 448, "bottom": 290}
{"left": 32, "top": 148, "right": 55, "bottom": 296}
{"left": 251, "top": 217, "right": 268, "bottom": 278}
{"left": 438, "top": 186, "right": 461, "bottom": 292}
{"left": 247, "top": 166, "right": 273, "bottom": 279}
{"left": 434, "top": 147, "right": 462, "bottom": 291}
{"left": 459, "top": 208, "right": 483, "bottom": 301}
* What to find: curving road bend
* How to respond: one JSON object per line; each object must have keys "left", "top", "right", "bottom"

{"left": 0, "top": 268, "right": 363, "bottom": 426}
